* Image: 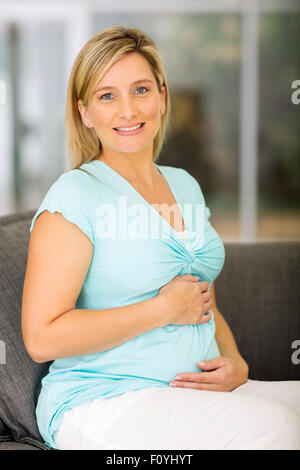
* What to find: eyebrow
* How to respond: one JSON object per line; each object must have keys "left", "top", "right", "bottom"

{"left": 93, "top": 79, "right": 154, "bottom": 94}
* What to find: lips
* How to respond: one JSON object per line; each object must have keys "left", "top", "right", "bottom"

{"left": 113, "top": 123, "right": 144, "bottom": 131}
{"left": 113, "top": 122, "right": 145, "bottom": 136}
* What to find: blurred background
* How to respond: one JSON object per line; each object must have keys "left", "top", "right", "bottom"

{"left": 0, "top": 0, "right": 299, "bottom": 241}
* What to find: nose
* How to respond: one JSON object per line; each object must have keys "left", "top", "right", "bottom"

{"left": 118, "top": 95, "right": 138, "bottom": 120}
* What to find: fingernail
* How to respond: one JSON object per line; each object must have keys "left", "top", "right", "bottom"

{"left": 175, "top": 375, "right": 182, "bottom": 380}
{"left": 198, "top": 362, "right": 205, "bottom": 367}
{"left": 169, "top": 382, "right": 176, "bottom": 387}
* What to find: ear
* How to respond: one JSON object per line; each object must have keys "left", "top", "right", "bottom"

{"left": 160, "top": 85, "right": 166, "bottom": 114}
{"left": 78, "top": 100, "right": 91, "bottom": 128}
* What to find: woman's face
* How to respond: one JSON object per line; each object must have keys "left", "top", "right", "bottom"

{"left": 78, "top": 52, "right": 166, "bottom": 158}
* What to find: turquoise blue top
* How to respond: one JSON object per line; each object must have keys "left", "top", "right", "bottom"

{"left": 29, "top": 160, "right": 225, "bottom": 449}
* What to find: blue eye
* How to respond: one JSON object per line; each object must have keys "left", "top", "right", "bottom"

{"left": 136, "top": 86, "right": 148, "bottom": 94}
{"left": 99, "top": 87, "right": 148, "bottom": 101}
{"left": 100, "top": 92, "right": 113, "bottom": 101}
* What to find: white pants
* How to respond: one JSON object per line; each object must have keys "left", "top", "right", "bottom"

{"left": 54, "top": 379, "right": 300, "bottom": 450}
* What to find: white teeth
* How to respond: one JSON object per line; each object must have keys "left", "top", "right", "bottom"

{"left": 115, "top": 123, "right": 143, "bottom": 131}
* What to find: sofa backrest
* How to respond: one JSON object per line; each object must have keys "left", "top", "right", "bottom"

{"left": 214, "top": 241, "right": 300, "bottom": 381}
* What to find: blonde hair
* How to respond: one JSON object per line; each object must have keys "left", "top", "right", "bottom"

{"left": 65, "top": 24, "right": 171, "bottom": 169}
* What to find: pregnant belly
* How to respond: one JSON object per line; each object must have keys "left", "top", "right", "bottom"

{"left": 91, "top": 321, "right": 220, "bottom": 383}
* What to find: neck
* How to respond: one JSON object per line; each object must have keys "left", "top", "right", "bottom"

{"left": 97, "top": 150, "right": 160, "bottom": 188}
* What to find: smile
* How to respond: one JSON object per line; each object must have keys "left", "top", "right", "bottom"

{"left": 113, "top": 123, "right": 145, "bottom": 135}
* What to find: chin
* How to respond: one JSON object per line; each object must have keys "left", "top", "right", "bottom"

{"left": 116, "top": 141, "right": 154, "bottom": 155}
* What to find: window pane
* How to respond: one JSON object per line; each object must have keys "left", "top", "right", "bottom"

{"left": 93, "top": 13, "right": 241, "bottom": 239}
{"left": 258, "top": 12, "right": 300, "bottom": 239}
{"left": 7, "top": 23, "right": 66, "bottom": 213}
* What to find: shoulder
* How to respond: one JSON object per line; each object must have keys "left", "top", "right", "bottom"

{"left": 158, "top": 164, "right": 208, "bottom": 213}
{"left": 157, "top": 164, "right": 195, "bottom": 182}
{"left": 40, "top": 167, "right": 98, "bottom": 206}
{"left": 52, "top": 167, "right": 94, "bottom": 190}
{"left": 30, "top": 167, "right": 96, "bottom": 244}
{"left": 157, "top": 164, "right": 201, "bottom": 191}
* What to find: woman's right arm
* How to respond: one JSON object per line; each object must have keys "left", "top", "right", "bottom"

{"left": 22, "top": 211, "right": 211, "bottom": 363}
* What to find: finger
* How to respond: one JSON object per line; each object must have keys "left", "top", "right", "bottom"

{"left": 174, "top": 371, "right": 220, "bottom": 384}
{"left": 203, "top": 299, "right": 212, "bottom": 310}
{"left": 169, "top": 380, "right": 222, "bottom": 391}
{"left": 199, "top": 281, "right": 209, "bottom": 292}
{"left": 197, "top": 357, "right": 224, "bottom": 370}
{"left": 198, "top": 312, "right": 211, "bottom": 324}
{"left": 202, "top": 291, "right": 212, "bottom": 302}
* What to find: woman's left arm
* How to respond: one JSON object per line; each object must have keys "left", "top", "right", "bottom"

{"left": 169, "top": 283, "right": 249, "bottom": 391}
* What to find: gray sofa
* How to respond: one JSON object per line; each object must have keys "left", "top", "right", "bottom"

{"left": 0, "top": 210, "right": 299, "bottom": 450}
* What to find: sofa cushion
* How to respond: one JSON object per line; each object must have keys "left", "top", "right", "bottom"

{"left": 0, "top": 417, "right": 11, "bottom": 442}
{"left": 0, "top": 440, "right": 42, "bottom": 450}
{"left": 0, "top": 211, "right": 51, "bottom": 450}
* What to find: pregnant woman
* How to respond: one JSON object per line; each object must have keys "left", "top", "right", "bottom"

{"left": 21, "top": 25, "right": 300, "bottom": 450}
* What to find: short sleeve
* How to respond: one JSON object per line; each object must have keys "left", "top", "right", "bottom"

{"left": 30, "top": 171, "right": 95, "bottom": 245}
